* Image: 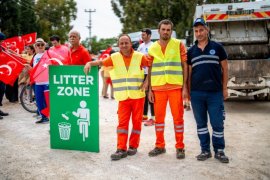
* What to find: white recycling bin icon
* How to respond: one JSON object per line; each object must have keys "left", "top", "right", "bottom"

{"left": 58, "top": 122, "right": 71, "bottom": 140}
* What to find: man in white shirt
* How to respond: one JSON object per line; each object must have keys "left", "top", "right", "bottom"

{"left": 137, "top": 28, "right": 155, "bottom": 126}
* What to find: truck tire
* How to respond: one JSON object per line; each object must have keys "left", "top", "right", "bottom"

{"left": 254, "top": 94, "right": 265, "bottom": 101}
{"left": 265, "top": 93, "right": 270, "bottom": 101}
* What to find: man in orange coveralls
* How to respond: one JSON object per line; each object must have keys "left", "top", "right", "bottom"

{"left": 148, "top": 19, "right": 188, "bottom": 159}
{"left": 84, "top": 34, "right": 149, "bottom": 161}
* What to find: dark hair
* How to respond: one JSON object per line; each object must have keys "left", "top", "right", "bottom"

{"left": 141, "top": 28, "right": 152, "bottom": 35}
{"left": 118, "top": 34, "right": 132, "bottom": 43}
{"left": 158, "top": 19, "right": 174, "bottom": 30}
{"left": 50, "top": 35, "right": 60, "bottom": 42}
{"left": 27, "top": 45, "right": 35, "bottom": 52}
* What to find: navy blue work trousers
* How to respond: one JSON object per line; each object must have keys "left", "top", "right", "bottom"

{"left": 190, "top": 91, "right": 226, "bottom": 153}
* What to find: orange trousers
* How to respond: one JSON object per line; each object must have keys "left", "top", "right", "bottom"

{"left": 117, "top": 97, "right": 145, "bottom": 150}
{"left": 153, "top": 89, "right": 185, "bottom": 149}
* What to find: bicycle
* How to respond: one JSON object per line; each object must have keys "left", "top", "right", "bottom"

{"left": 20, "top": 84, "right": 37, "bottom": 113}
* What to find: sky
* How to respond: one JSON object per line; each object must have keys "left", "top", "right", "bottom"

{"left": 72, "top": 0, "right": 123, "bottom": 40}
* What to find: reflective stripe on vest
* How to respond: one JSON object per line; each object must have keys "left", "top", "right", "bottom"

{"left": 109, "top": 52, "right": 145, "bottom": 101}
{"left": 148, "top": 38, "right": 183, "bottom": 86}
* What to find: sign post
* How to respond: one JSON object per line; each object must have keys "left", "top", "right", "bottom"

{"left": 49, "top": 66, "right": 99, "bottom": 152}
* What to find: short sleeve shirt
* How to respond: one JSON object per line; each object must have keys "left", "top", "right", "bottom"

{"left": 33, "top": 53, "right": 44, "bottom": 67}
{"left": 102, "top": 50, "right": 149, "bottom": 68}
{"left": 187, "top": 40, "right": 227, "bottom": 91}
{"left": 137, "top": 41, "right": 153, "bottom": 74}
{"left": 70, "top": 45, "right": 91, "bottom": 65}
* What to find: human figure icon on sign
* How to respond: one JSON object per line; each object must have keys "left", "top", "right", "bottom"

{"left": 72, "top": 100, "right": 90, "bottom": 142}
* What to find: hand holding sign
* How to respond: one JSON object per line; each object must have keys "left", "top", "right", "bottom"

{"left": 84, "top": 62, "right": 92, "bottom": 75}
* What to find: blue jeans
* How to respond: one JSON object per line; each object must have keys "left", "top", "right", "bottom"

{"left": 190, "top": 91, "right": 226, "bottom": 153}
{"left": 35, "top": 84, "right": 49, "bottom": 118}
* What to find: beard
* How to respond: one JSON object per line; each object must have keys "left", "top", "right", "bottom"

{"left": 161, "top": 34, "right": 170, "bottom": 41}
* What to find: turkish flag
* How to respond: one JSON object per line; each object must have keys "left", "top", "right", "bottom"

{"left": 50, "top": 45, "right": 71, "bottom": 65}
{"left": 0, "top": 50, "right": 25, "bottom": 86}
{"left": 29, "top": 45, "right": 71, "bottom": 84}
{"left": 98, "top": 47, "right": 112, "bottom": 60}
{"left": 9, "top": 52, "right": 27, "bottom": 64}
{"left": 2, "top": 36, "right": 25, "bottom": 54}
{"left": 22, "top": 32, "right": 37, "bottom": 46}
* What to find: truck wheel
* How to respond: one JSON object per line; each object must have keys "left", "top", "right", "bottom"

{"left": 254, "top": 95, "right": 265, "bottom": 101}
{"left": 265, "top": 93, "right": 270, "bottom": 101}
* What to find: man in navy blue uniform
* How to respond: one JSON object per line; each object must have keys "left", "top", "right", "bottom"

{"left": 187, "top": 18, "right": 229, "bottom": 163}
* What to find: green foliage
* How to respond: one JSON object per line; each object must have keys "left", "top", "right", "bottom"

{"left": 0, "top": 0, "right": 76, "bottom": 42}
{"left": 35, "top": 0, "right": 77, "bottom": 42}
{"left": 0, "top": 0, "right": 21, "bottom": 37}
{"left": 19, "top": 0, "right": 39, "bottom": 35}
{"left": 111, "top": 0, "right": 232, "bottom": 38}
{"left": 81, "top": 36, "right": 118, "bottom": 54}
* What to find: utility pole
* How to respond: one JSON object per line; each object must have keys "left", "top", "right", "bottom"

{"left": 85, "top": 9, "right": 96, "bottom": 51}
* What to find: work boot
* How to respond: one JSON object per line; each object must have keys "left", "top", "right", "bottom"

{"left": 111, "top": 149, "right": 127, "bottom": 161}
{"left": 148, "top": 147, "right": 166, "bottom": 157}
{"left": 0, "top": 110, "right": 8, "bottom": 116}
{"left": 196, "top": 151, "right": 212, "bottom": 161}
{"left": 0, "top": 115, "right": 3, "bottom": 120}
{"left": 127, "top": 147, "right": 137, "bottom": 156}
{"left": 215, "top": 151, "right": 229, "bottom": 163}
{"left": 176, "top": 148, "right": 185, "bottom": 159}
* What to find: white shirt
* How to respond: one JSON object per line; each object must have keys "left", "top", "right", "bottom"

{"left": 137, "top": 41, "right": 153, "bottom": 74}
{"left": 33, "top": 53, "right": 44, "bottom": 67}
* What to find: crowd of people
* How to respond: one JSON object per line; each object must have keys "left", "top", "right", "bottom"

{"left": 0, "top": 30, "right": 91, "bottom": 123}
{"left": 0, "top": 18, "right": 229, "bottom": 163}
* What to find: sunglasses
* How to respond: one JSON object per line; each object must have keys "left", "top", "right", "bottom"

{"left": 36, "top": 43, "right": 45, "bottom": 47}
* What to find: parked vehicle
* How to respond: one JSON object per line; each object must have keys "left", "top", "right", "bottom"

{"left": 192, "top": 1, "right": 270, "bottom": 100}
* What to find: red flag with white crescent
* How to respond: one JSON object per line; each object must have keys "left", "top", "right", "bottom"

{"left": 0, "top": 50, "right": 25, "bottom": 86}
{"left": 2, "top": 36, "right": 24, "bottom": 54}
{"left": 22, "top": 32, "right": 37, "bottom": 46}
{"left": 98, "top": 47, "right": 112, "bottom": 60}
{"left": 29, "top": 45, "right": 71, "bottom": 84}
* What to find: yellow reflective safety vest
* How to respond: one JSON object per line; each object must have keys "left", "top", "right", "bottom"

{"left": 148, "top": 38, "right": 183, "bottom": 86}
{"left": 109, "top": 52, "right": 145, "bottom": 101}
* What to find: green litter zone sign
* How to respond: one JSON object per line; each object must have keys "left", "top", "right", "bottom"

{"left": 49, "top": 66, "right": 99, "bottom": 152}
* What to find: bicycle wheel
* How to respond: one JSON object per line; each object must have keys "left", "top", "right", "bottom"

{"left": 20, "top": 85, "right": 37, "bottom": 113}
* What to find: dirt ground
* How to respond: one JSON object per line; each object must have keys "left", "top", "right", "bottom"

{"left": 0, "top": 93, "right": 270, "bottom": 180}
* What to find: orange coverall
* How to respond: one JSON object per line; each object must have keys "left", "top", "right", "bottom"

{"left": 149, "top": 42, "right": 187, "bottom": 149}
{"left": 103, "top": 50, "right": 149, "bottom": 150}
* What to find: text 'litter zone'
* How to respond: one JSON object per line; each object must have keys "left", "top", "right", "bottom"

{"left": 49, "top": 65, "right": 99, "bottom": 152}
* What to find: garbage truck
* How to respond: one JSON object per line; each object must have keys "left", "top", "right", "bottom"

{"left": 193, "top": 1, "right": 270, "bottom": 100}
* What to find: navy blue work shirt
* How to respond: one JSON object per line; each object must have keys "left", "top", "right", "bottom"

{"left": 187, "top": 40, "right": 227, "bottom": 91}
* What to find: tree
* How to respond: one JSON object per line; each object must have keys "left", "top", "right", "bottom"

{"left": 19, "top": 0, "right": 39, "bottom": 35}
{"left": 0, "top": 0, "right": 21, "bottom": 37}
{"left": 35, "top": 0, "right": 77, "bottom": 42}
{"left": 82, "top": 36, "right": 117, "bottom": 55}
{"left": 111, "top": 0, "right": 232, "bottom": 38}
